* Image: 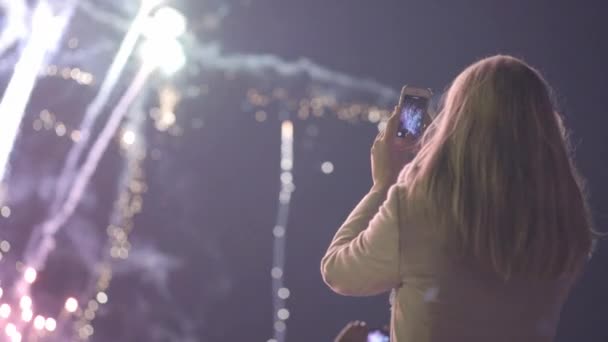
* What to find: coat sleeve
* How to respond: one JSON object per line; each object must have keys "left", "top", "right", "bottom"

{"left": 321, "top": 184, "right": 402, "bottom": 296}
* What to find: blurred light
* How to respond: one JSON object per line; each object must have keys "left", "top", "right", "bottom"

{"left": 321, "top": 161, "right": 334, "bottom": 174}
{"left": 368, "top": 109, "right": 382, "bottom": 123}
{"left": 0, "top": 304, "right": 11, "bottom": 318}
{"left": 21, "top": 309, "right": 33, "bottom": 322}
{"left": 0, "top": 288, "right": 3, "bottom": 299}
{"left": 96, "top": 292, "right": 108, "bottom": 304}
{"left": 280, "top": 159, "right": 293, "bottom": 170}
{"left": 88, "top": 300, "right": 99, "bottom": 311}
{"left": 55, "top": 123, "right": 66, "bottom": 136}
{"left": 122, "top": 130, "right": 136, "bottom": 146}
{"left": 5, "top": 322, "right": 15, "bottom": 336}
{"left": 154, "top": 111, "right": 176, "bottom": 131}
{"left": 274, "top": 321, "right": 286, "bottom": 332}
{"left": 271, "top": 267, "right": 283, "bottom": 279}
{"left": 277, "top": 308, "right": 290, "bottom": 320}
{"left": 19, "top": 296, "right": 31, "bottom": 310}
{"left": 0, "top": 240, "right": 10, "bottom": 252}
{"left": 10, "top": 332, "right": 21, "bottom": 342}
{"left": 24, "top": 267, "right": 37, "bottom": 284}
{"left": 84, "top": 309, "right": 95, "bottom": 320}
{"left": 278, "top": 287, "right": 290, "bottom": 299}
{"left": 65, "top": 297, "right": 78, "bottom": 313}
{"left": 273, "top": 225, "right": 285, "bottom": 237}
{"left": 70, "top": 68, "right": 80, "bottom": 79}
{"left": 45, "top": 317, "right": 56, "bottom": 332}
{"left": 255, "top": 110, "right": 268, "bottom": 122}
{"left": 33, "top": 120, "right": 43, "bottom": 131}
{"left": 0, "top": 206, "right": 10, "bottom": 217}
{"left": 71, "top": 130, "right": 81, "bottom": 142}
{"left": 33, "top": 315, "right": 45, "bottom": 330}
{"left": 140, "top": 38, "right": 186, "bottom": 75}
{"left": 280, "top": 172, "right": 292, "bottom": 184}
{"left": 79, "top": 72, "right": 94, "bottom": 85}
{"left": 281, "top": 121, "right": 293, "bottom": 140}
{"left": 79, "top": 324, "right": 94, "bottom": 339}
{"left": 143, "top": 7, "right": 187, "bottom": 39}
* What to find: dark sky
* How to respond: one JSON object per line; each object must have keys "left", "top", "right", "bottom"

{"left": 210, "top": 0, "right": 608, "bottom": 341}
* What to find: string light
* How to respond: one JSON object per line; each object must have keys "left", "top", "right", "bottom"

{"left": 277, "top": 308, "right": 290, "bottom": 320}
{"left": 0, "top": 112, "right": 146, "bottom": 341}
{"left": 268, "top": 120, "right": 295, "bottom": 342}
{"left": 74, "top": 122, "right": 148, "bottom": 340}
{"left": 245, "top": 87, "right": 392, "bottom": 124}
{"left": 31, "top": 109, "right": 82, "bottom": 142}
{"left": 277, "top": 287, "right": 290, "bottom": 300}
{"left": 40, "top": 65, "right": 96, "bottom": 85}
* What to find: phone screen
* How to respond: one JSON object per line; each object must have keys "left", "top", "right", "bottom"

{"left": 367, "top": 330, "right": 389, "bottom": 342}
{"left": 397, "top": 95, "right": 429, "bottom": 138}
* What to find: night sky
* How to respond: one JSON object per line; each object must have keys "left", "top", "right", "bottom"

{"left": 0, "top": 0, "right": 606, "bottom": 341}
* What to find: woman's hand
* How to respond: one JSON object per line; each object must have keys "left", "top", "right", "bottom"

{"left": 371, "top": 106, "right": 418, "bottom": 191}
{"left": 334, "top": 321, "right": 369, "bottom": 342}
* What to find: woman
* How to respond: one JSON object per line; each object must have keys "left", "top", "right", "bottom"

{"left": 321, "top": 55, "right": 599, "bottom": 342}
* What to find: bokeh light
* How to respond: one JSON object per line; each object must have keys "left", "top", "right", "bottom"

{"left": 19, "top": 296, "right": 31, "bottom": 310}
{"left": 321, "top": 161, "right": 334, "bottom": 174}
{"left": 96, "top": 292, "right": 108, "bottom": 304}
{"left": 24, "top": 267, "right": 37, "bottom": 284}
{"left": 33, "top": 315, "right": 45, "bottom": 330}
{"left": 0, "top": 206, "right": 10, "bottom": 217}
{"left": 0, "top": 304, "right": 11, "bottom": 318}
{"left": 5, "top": 322, "right": 16, "bottom": 336}
{"left": 122, "top": 130, "right": 136, "bottom": 146}
{"left": 21, "top": 309, "right": 33, "bottom": 322}
{"left": 65, "top": 297, "right": 79, "bottom": 313}
{"left": 45, "top": 317, "right": 57, "bottom": 332}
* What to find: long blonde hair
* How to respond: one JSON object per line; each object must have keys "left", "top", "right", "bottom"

{"left": 401, "top": 55, "right": 597, "bottom": 279}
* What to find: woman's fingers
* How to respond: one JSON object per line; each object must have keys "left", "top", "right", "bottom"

{"left": 382, "top": 106, "right": 401, "bottom": 142}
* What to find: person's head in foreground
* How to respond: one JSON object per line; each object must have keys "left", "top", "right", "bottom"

{"left": 400, "top": 55, "right": 598, "bottom": 280}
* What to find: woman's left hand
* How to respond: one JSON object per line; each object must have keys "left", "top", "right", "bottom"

{"left": 371, "top": 106, "right": 418, "bottom": 190}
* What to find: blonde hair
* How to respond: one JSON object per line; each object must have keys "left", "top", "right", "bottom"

{"left": 400, "top": 55, "right": 597, "bottom": 279}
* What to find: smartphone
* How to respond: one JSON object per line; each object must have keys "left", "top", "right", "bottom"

{"left": 396, "top": 86, "right": 432, "bottom": 139}
{"left": 367, "top": 329, "right": 389, "bottom": 342}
